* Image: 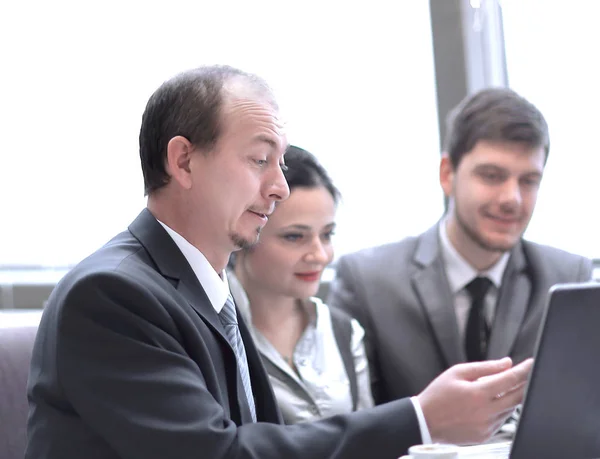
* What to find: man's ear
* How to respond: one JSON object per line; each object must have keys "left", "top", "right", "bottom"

{"left": 439, "top": 152, "right": 454, "bottom": 197}
{"left": 166, "top": 136, "right": 194, "bottom": 189}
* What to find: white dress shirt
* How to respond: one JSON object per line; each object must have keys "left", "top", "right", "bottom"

{"left": 157, "top": 220, "right": 229, "bottom": 313}
{"left": 438, "top": 220, "right": 510, "bottom": 341}
{"left": 228, "top": 272, "right": 374, "bottom": 424}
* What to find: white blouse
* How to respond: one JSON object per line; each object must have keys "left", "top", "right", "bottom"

{"left": 228, "top": 273, "right": 374, "bottom": 424}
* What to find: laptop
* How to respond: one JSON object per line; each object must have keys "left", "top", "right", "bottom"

{"left": 460, "top": 282, "right": 600, "bottom": 459}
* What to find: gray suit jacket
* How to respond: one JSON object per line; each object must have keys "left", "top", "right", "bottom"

{"left": 26, "top": 209, "right": 421, "bottom": 459}
{"left": 327, "top": 223, "right": 593, "bottom": 405}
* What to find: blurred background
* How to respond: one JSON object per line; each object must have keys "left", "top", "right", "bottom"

{"left": 1, "top": 0, "right": 599, "bottom": 308}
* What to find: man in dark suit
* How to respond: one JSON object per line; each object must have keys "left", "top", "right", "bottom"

{"left": 328, "top": 88, "right": 592, "bottom": 406}
{"left": 26, "top": 67, "right": 532, "bottom": 459}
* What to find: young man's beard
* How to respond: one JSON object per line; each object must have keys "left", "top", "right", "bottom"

{"left": 455, "top": 206, "right": 518, "bottom": 253}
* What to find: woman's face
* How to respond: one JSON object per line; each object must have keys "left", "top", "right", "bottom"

{"left": 239, "top": 185, "right": 336, "bottom": 300}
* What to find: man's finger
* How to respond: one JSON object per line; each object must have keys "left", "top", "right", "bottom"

{"left": 477, "top": 358, "right": 533, "bottom": 395}
{"left": 494, "top": 381, "right": 528, "bottom": 412}
{"left": 455, "top": 357, "right": 513, "bottom": 381}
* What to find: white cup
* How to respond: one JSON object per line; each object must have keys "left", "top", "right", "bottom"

{"left": 398, "top": 443, "right": 459, "bottom": 459}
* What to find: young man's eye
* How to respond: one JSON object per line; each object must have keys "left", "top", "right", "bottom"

{"left": 481, "top": 172, "right": 503, "bottom": 183}
{"left": 521, "top": 177, "right": 541, "bottom": 187}
{"left": 255, "top": 158, "right": 268, "bottom": 166}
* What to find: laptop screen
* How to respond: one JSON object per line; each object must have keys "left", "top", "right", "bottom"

{"left": 510, "top": 282, "right": 600, "bottom": 459}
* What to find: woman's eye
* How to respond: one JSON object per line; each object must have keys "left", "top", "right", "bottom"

{"left": 282, "top": 233, "right": 302, "bottom": 242}
{"left": 322, "top": 230, "right": 336, "bottom": 241}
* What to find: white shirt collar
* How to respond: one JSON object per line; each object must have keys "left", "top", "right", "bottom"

{"left": 438, "top": 218, "right": 510, "bottom": 294}
{"left": 157, "top": 220, "right": 229, "bottom": 314}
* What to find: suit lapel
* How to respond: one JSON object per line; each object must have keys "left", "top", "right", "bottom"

{"left": 411, "top": 224, "right": 464, "bottom": 367}
{"left": 409, "top": 222, "right": 532, "bottom": 363}
{"left": 173, "top": 284, "right": 256, "bottom": 424}
{"left": 129, "top": 209, "right": 230, "bottom": 343}
{"left": 176, "top": 274, "right": 260, "bottom": 424}
{"left": 128, "top": 209, "right": 259, "bottom": 424}
{"left": 487, "top": 243, "right": 530, "bottom": 359}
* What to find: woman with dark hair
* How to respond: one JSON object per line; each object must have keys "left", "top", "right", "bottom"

{"left": 229, "top": 145, "right": 373, "bottom": 424}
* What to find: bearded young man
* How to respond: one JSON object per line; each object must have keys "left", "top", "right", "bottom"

{"left": 329, "top": 87, "right": 592, "bottom": 405}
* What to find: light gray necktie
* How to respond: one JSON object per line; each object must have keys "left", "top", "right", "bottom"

{"left": 219, "top": 293, "right": 257, "bottom": 422}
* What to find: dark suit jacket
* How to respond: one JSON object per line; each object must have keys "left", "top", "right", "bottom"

{"left": 328, "top": 223, "right": 593, "bottom": 405}
{"left": 26, "top": 209, "right": 420, "bottom": 459}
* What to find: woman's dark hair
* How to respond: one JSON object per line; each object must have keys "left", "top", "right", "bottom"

{"left": 283, "top": 145, "right": 340, "bottom": 204}
{"left": 228, "top": 145, "right": 340, "bottom": 267}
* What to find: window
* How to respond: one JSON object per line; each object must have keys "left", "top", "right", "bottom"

{"left": 0, "top": 1, "right": 441, "bottom": 267}
{"left": 502, "top": 0, "right": 600, "bottom": 258}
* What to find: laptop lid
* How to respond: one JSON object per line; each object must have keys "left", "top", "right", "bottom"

{"left": 510, "top": 282, "right": 600, "bottom": 459}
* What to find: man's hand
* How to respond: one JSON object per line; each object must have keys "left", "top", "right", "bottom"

{"left": 416, "top": 357, "right": 533, "bottom": 445}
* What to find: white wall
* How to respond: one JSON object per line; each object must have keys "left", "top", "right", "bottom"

{"left": 0, "top": 1, "right": 442, "bottom": 267}
{"left": 502, "top": 0, "right": 600, "bottom": 259}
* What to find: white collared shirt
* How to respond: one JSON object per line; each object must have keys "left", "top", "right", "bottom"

{"left": 157, "top": 220, "right": 229, "bottom": 314}
{"left": 228, "top": 272, "right": 374, "bottom": 423}
{"left": 438, "top": 219, "right": 510, "bottom": 341}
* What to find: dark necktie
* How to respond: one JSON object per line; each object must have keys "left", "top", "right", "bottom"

{"left": 465, "top": 276, "right": 493, "bottom": 362}
{"left": 218, "top": 294, "right": 257, "bottom": 422}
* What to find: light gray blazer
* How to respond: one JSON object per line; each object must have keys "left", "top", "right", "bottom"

{"left": 327, "top": 223, "right": 593, "bottom": 404}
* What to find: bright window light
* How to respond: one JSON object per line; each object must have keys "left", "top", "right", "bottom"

{"left": 0, "top": 1, "right": 441, "bottom": 267}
